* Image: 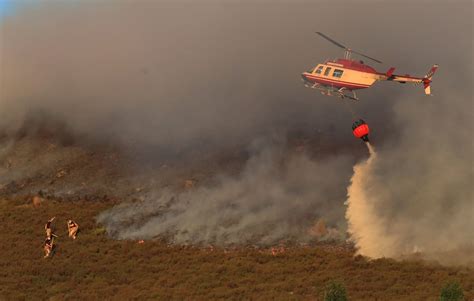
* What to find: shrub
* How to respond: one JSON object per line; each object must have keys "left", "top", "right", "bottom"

{"left": 324, "top": 281, "right": 348, "bottom": 301}
{"left": 439, "top": 281, "right": 464, "bottom": 301}
{"left": 91, "top": 227, "right": 107, "bottom": 236}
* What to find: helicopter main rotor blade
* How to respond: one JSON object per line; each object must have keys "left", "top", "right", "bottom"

{"left": 316, "top": 31, "right": 383, "bottom": 64}
{"left": 351, "top": 50, "right": 383, "bottom": 64}
{"left": 315, "top": 32, "right": 346, "bottom": 49}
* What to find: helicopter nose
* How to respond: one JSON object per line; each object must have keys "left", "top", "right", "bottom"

{"left": 301, "top": 73, "right": 309, "bottom": 82}
{"left": 301, "top": 73, "right": 311, "bottom": 86}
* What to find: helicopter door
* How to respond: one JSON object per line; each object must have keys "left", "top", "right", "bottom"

{"left": 324, "top": 67, "right": 332, "bottom": 76}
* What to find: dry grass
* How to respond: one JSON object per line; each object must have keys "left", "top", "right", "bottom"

{"left": 0, "top": 197, "right": 472, "bottom": 300}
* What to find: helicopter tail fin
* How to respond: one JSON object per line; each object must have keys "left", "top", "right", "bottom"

{"left": 422, "top": 64, "right": 438, "bottom": 95}
{"left": 385, "top": 67, "right": 396, "bottom": 77}
{"left": 425, "top": 64, "right": 439, "bottom": 80}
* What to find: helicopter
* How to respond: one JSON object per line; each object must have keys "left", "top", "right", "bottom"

{"left": 301, "top": 32, "right": 438, "bottom": 100}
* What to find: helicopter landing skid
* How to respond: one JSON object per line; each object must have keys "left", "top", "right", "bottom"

{"left": 305, "top": 82, "right": 359, "bottom": 101}
{"left": 337, "top": 87, "right": 359, "bottom": 101}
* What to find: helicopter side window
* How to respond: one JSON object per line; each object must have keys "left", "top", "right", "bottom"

{"left": 315, "top": 65, "right": 324, "bottom": 74}
{"left": 333, "top": 69, "right": 344, "bottom": 78}
{"left": 324, "top": 67, "right": 332, "bottom": 76}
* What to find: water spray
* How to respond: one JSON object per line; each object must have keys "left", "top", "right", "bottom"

{"left": 344, "top": 142, "right": 397, "bottom": 258}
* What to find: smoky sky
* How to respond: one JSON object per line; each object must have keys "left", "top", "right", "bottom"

{"left": 2, "top": 1, "right": 468, "bottom": 153}
{"left": 1, "top": 1, "right": 472, "bottom": 258}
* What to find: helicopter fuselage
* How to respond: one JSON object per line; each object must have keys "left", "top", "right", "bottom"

{"left": 301, "top": 59, "right": 384, "bottom": 91}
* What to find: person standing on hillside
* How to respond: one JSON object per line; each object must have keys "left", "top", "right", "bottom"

{"left": 44, "top": 217, "right": 56, "bottom": 240}
{"left": 67, "top": 220, "right": 79, "bottom": 240}
{"left": 43, "top": 237, "right": 54, "bottom": 258}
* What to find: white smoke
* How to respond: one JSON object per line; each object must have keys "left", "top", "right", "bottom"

{"left": 346, "top": 132, "right": 474, "bottom": 265}
{"left": 98, "top": 140, "right": 352, "bottom": 246}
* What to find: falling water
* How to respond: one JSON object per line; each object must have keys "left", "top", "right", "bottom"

{"left": 345, "top": 143, "right": 397, "bottom": 258}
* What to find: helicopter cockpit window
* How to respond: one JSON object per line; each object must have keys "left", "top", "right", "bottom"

{"left": 333, "top": 69, "right": 344, "bottom": 78}
{"left": 315, "top": 66, "right": 324, "bottom": 74}
{"left": 324, "top": 67, "right": 332, "bottom": 76}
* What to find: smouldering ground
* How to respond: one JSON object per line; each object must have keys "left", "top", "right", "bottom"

{"left": 0, "top": 197, "right": 472, "bottom": 300}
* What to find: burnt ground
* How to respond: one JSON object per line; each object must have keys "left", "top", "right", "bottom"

{"left": 0, "top": 133, "right": 472, "bottom": 300}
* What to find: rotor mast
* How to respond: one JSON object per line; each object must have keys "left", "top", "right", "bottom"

{"left": 344, "top": 49, "right": 352, "bottom": 60}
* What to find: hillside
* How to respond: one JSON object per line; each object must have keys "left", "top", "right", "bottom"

{"left": 1, "top": 197, "right": 473, "bottom": 300}
{"left": 0, "top": 134, "right": 472, "bottom": 300}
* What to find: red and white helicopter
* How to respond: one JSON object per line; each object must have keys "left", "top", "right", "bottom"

{"left": 301, "top": 32, "right": 438, "bottom": 100}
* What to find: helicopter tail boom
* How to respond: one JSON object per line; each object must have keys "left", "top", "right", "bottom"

{"left": 383, "top": 64, "right": 438, "bottom": 95}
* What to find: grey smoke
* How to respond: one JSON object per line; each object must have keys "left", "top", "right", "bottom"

{"left": 1, "top": 1, "right": 473, "bottom": 261}
{"left": 98, "top": 138, "right": 352, "bottom": 245}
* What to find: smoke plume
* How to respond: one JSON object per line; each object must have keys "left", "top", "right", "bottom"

{"left": 345, "top": 143, "right": 398, "bottom": 257}
{"left": 345, "top": 88, "right": 474, "bottom": 264}
{"left": 98, "top": 138, "right": 352, "bottom": 245}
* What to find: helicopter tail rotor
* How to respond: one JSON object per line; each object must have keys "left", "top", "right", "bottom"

{"left": 425, "top": 64, "right": 439, "bottom": 80}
